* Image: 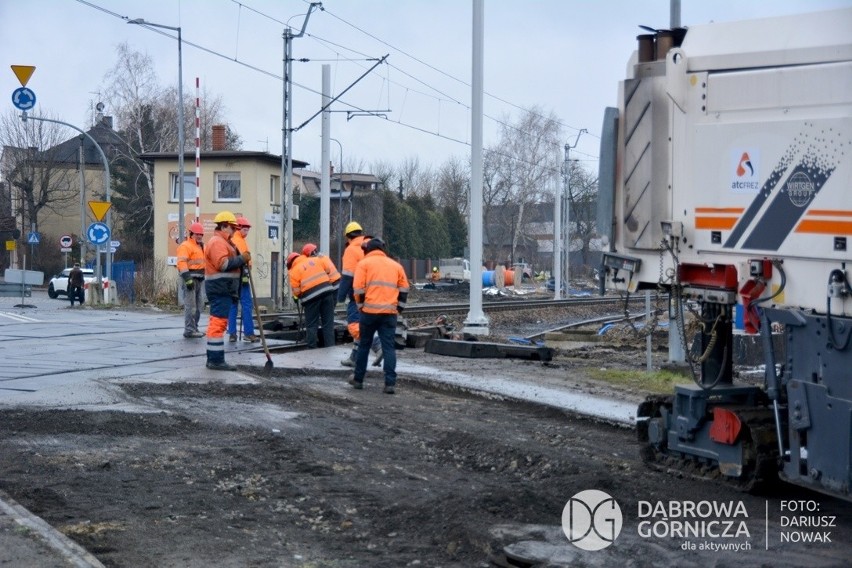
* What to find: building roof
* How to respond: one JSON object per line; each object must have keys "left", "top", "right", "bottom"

{"left": 140, "top": 150, "right": 308, "bottom": 169}
{"left": 41, "top": 116, "right": 126, "bottom": 167}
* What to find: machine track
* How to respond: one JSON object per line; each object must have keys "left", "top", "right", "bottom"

{"left": 638, "top": 396, "right": 780, "bottom": 493}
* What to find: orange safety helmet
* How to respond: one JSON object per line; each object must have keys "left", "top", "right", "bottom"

{"left": 236, "top": 216, "right": 251, "bottom": 228}
{"left": 302, "top": 243, "right": 317, "bottom": 256}
{"left": 189, "top": 222, "right": 204, "bottom": 235}
{"left": 286, "top": 252, "right": 301, "bottom": 269}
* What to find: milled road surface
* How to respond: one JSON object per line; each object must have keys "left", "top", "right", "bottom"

{"left": 0, "top": 291, "right": 850, "bottom": 567}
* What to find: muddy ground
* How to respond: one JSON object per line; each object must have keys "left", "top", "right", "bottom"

{"left": 1, "top": 298, "right": 850, "bottom": 567}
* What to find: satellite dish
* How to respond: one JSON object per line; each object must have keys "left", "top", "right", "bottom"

{"left": 95, "top": 102, "right": 105, "bottom": 112}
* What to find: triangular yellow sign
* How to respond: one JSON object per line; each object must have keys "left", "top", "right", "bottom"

{"left": 11, "top": 65, "right": 36, "bottom": 87}
{"left": 88, "top": 201, "right": 112, "bottom": 222}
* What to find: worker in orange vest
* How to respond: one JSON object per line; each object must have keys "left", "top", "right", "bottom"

{"left": 176, "top": 222, "right": 206, "bottom": 338}
{"left": 204, "top": 211, "right": 251, "bottom": 371}
{"left": 289, "top": 243, "right": 339, "bottom": 348}
{"left": 227, "top": 216, "right": 259, "bottom": 343}
{"left": 337, "top": 221, "right": 368, "bottom": 366}
{"left": 349, "top": 237, "right": 409, "bottom": 394}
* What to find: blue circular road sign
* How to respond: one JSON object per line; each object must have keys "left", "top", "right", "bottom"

{"left": 87, "top": 222, "right": 111, "bottom": 245}
{"left": 12, "top": 87, "right": 36, "bottom": 111}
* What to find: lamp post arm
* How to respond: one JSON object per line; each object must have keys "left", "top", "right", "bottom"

{"left": 20, "top": 111, "right": 113, "bottom": 302}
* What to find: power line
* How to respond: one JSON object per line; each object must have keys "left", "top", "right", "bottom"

{"left": 75, "top": 0, "right": 599, "bottom": 165}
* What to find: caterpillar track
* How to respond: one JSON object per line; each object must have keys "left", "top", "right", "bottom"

{"left": 637, "top": 396, "right": 780, "bottom": 493}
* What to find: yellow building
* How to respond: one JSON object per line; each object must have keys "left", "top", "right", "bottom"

{"left": 142, "top": 145, "right": 308, "bottom": 303}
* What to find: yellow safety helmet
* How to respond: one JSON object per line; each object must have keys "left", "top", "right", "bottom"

{"left": 344, "top": 221, "right": 363, "bottom": 236}
{"left": 213, "top": 211, "right": 237, "bottom": 225}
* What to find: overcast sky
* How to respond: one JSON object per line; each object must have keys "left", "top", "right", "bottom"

{"left": 2, "top": 0, "right": 850, "bottom": 175}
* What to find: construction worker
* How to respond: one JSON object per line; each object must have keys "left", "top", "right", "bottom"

{"left": 350, "top": 238, "right": 409, "bottom": 394}
{"left": 176, "top": 222, "right": 206, "bottom": 338}
{"left": 337, "top": 221, "right": 368, "bottom": 366}
{"left": 204, "top": 211, "right": 251, "bottom": 371}
{"left": 227, "top": 216, "right": 259, "bottom": 343}
{"left": 431, "top": 266, "right": 441, "bottom": 282}
{"left": 289, "top": 244, "right": 338, "bottom": 348}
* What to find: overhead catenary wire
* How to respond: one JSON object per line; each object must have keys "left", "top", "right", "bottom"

{"left": 76, "top": 0, "right": 599, "bottom": 170}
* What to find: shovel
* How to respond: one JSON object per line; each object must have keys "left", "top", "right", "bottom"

{"left": 247, "top": 267, "right": 274, "bottom": 375}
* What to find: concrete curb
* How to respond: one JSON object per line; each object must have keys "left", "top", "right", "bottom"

{"left": 0, "top": 488, "right": 104, "bottom": 568}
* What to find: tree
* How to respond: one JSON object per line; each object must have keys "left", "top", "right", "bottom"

{"left": 482, "top": 106, "right": 563, "bottom": 264}
{"left": 564, "top": 161, "right": 599, "bottom": 271}
{"left": 0, "top": 110, "right": 79, "bottom": 237}
{"left": 435, "top": 156, "right": 469, "bottom": 215}
{"left": 101, "top": 42, "right": 241, "bottom": 249}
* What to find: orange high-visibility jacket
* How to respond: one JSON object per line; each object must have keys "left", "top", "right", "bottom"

{"left": 176, "top": 238, "right": 205, "bottom": 279}
{"left": 290, "top": 255, "right": 335, "bottom": 303}
{"left": 353, "top": 249, "right": 409, "bottom": 314}
{"left": 231, "top": 229, "right": 252, "bottom": 258}
{"left": 318, "top": 255, "right": 341, "bottom": 289}
{"left": 341, "top": 235, "right": 366, "bottom": 277}
{"left": 338, "top": 235, "right": 367, "bottom": 302}
{"left": 204, "top": 230, "right": 244, "bottom": 300}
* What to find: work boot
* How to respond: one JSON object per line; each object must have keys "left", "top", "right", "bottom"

{"left": 340, "top": 349, "right": 356, "bottom": 368}
{"left": 206, "top": 361, "right": 237, "bottom": 371}
{"left": 243, "top": 335, "right": 260, "bottom": 343}
{"left": 383, "top": 385, "right": 395, "bottom": 394}
{"left": 371, "top": 346, "right": 383, "bottom": 367}
{"left": 184, "top": 331, "right": 204, "bottom": 338}
{"left": 229, "top": 334, "right": 238, "bottom": 343}
{"left": 348, "top": 376, "right": 363, "bottom": 390}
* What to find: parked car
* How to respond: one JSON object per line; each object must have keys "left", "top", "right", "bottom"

{"left": 47, "top": 268, "right": 106, "bottom": 299}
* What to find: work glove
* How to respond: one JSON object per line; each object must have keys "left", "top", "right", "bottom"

{"left": 292, "top": 296, "right": 300, "bottom": 304}
{"left": 241, "top": 251, "right": 251, "bottom": 263}
{"left": 184, "top": 278, "right": 194, "bottom": 289}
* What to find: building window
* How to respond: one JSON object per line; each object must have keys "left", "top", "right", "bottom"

{"left": 269, "top": 175, "right": 280, "bottom": 205}
{"left": 215, "top": 172, "right": 241, "bottom": 201}
{"left": 170, "top": 172, "right": 196, "bottom": 202}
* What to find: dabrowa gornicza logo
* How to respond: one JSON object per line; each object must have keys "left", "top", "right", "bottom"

{"left": 562, "top": 490, "right": 623, "bottom": 551}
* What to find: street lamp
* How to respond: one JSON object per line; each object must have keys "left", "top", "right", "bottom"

{"left": 330, "top": 137, "right": 343, "bottom": 267}
{"left": 127, "top": 18, "right": 186, "bottom": 243}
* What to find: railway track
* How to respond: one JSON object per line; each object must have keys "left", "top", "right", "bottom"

{"left": 259, "top": 294, "right": 661, "bottom": 324}
{"left": 403, "top": 295, "right": 647, "bottom": 317}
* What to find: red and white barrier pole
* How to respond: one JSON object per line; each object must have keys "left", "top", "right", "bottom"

{"left": 195, "top": 77, "right": 201, "bottom": 223}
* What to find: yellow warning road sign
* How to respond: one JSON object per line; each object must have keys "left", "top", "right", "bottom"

{"left": 88, "top": 201, "right": 112, "bottom": 222}
{"left": 11, "top": 65, "right": 36, "bottom": 87}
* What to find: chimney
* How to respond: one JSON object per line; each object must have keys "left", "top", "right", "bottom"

{"left": 101, "top": 116, "right": 113, "bottom": 129}
{"left": 212, "top": 125, "right": 226, "bottom": 151}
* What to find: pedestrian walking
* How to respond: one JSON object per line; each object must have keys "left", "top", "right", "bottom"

{"left": 349, "top": 238, "right": 409, "bottom": 394}
{"left": 337, "top": 221, "right": 368, "bottom": 366}
{"left": 176, "top": 222, "right": 206, "bottom": 338}
{"left": 204, "top": 211, "right": 251, "bottom": 371}
{"left": 227, "top": 216, "right": 260, "bottom": 343}
{"left": 68, "top": 263, "right": 85, "bottom": 307}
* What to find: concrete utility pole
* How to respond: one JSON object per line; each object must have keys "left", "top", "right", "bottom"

{"left": 320, "top": 64, "right": 331, "bottom": 256}
{"left": 560, "top": 129, "right": 586, "bottom": 298}
{"left": 280, "top": 2, "right": 320, "bottom": 311}
{"left": 463, "top": 0, "right": 489, "bottom": 336}
{"left": 78, "top": 137, "right": 87, "bottom": 265}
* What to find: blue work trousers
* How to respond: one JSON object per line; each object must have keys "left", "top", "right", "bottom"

{"left": 353, "top": 312, "right": 398, "bottom": 386}
{"left": 227, "top": 284, "right": 255, "bottom": 336}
